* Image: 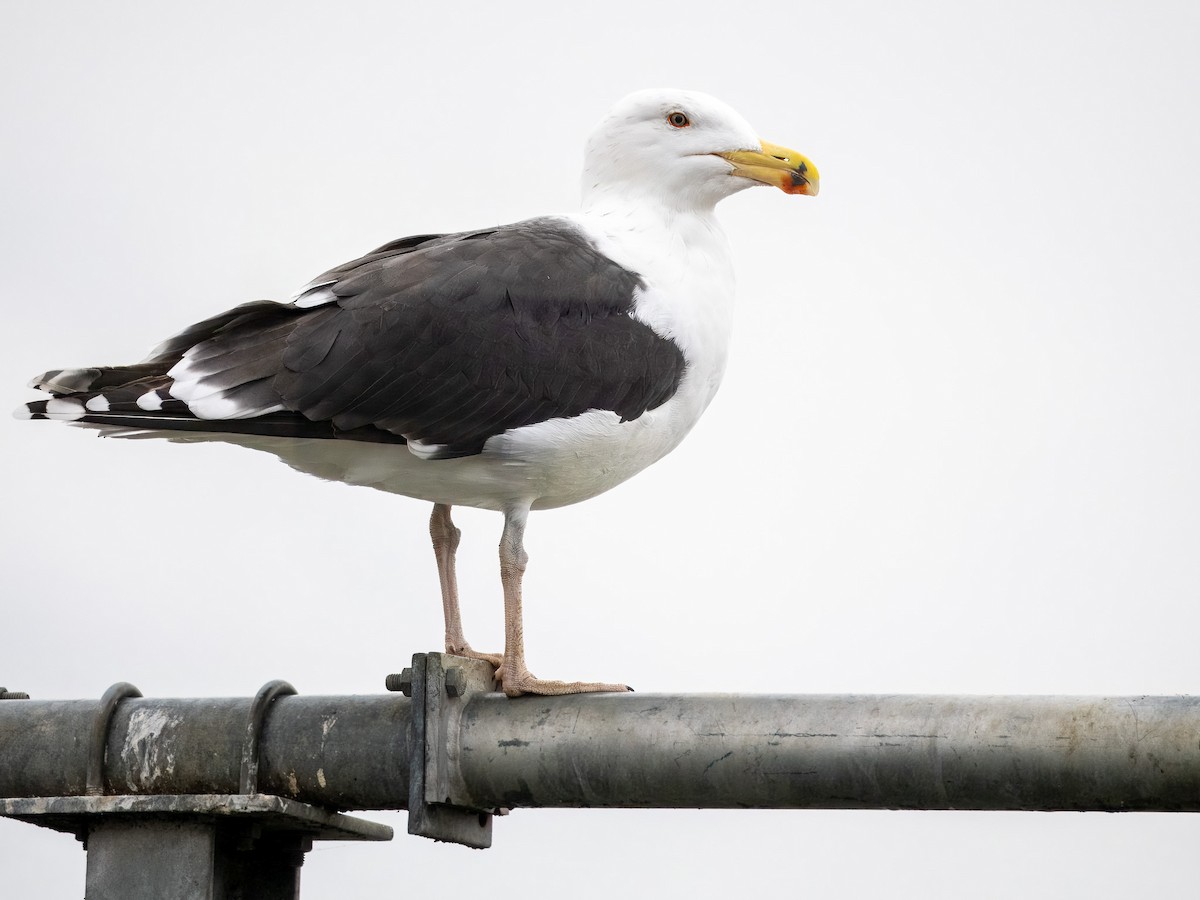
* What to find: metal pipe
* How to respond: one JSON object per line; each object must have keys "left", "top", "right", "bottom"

{"left": 453, "top": 693, "right": 1200, "bottom": 811}
{"left": 4, "top": 691, "right": 1199, "bottom": 813}
{"left": 0, "top": 695, "right": 412, "bottom": 811}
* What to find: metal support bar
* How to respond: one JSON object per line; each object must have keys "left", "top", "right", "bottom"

{"left": 4, "top": 667, "right": 1200, "bottom": 862}
{"left": 0, "top": 692, "right": 412, "bottom": 809}
{"left": 451, "top": 693, "right": 1200, "bottom": 812}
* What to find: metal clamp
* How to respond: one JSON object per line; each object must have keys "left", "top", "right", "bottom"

{"left": 402, "top": 653, "right": 496, "bottom": 848}
{"left": 86, "top": 682, "right": 143, "bottom": 796}
{"left": 239, "top": 680, "right": 298, "bottom": 794}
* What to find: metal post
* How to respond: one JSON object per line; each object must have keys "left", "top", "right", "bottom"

{"left": 85, "top": 820, "right": 224, "bottom": 900}
{"left": 83, "top": 818, "right": 311, "bottom": 900}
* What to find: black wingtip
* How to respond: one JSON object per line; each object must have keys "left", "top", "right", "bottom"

{"left": 15, "top": 400, "right": 49, "bottom": 420}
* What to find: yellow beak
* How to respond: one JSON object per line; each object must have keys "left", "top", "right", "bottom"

{"left": 716, "top": 140, "right": 819, "bottom": 196}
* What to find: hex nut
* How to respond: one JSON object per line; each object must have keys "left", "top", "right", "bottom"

{"left": 444, "top": 667, "right": 465, "bottom": 698}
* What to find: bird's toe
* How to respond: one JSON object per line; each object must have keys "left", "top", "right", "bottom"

{"left": 497, "top": 666, "right": 631, "bottom": 698}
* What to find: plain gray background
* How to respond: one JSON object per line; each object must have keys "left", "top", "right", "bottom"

{"left": 3, "top": 1, "right": 1198, "bottom": 896}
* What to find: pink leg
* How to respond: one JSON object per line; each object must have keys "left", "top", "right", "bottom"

{"left": 429, "top": 503, "right": 502, "bottom": 667}
{"left": 494, "top": 504, "right": 632, "bottom": 698}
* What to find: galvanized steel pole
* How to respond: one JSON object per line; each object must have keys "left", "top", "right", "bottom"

{"left": 5, "top": 656, "right": 1197, "bottom": 897}
{"left": 0, "top": 694, "right": 412, "bottom": 809}
{"left": 452, "top": 692, "right": 1200, "bottom": 812}
{"left": 2, "top": 679, "right": 1198, "bottom": 816}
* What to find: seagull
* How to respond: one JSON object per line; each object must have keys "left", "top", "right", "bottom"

{"left": 19, "top": 89, "right": 818, "bottom": 696}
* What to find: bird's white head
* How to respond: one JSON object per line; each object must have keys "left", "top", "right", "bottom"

{"left": 581, "top": 88, "right": 818, "bottom": 215}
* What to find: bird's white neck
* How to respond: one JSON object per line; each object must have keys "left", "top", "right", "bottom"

{"left": 580, "top": 176, "right": 730, "bottom": 221}
{"left": 567, "top": 198, "right": 738, "bottom": 426}
{"left": 577, "top": 188, "right": 729, "bottom": 264}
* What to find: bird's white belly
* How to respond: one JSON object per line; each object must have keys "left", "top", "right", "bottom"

{"left": 139, "top": 368, "right": 712, "bottom": 512}
{"left": 485, "top": 397, "right": 692, "bottom": 510}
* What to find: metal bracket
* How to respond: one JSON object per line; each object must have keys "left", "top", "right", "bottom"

{"left": 400, "top": 652, "right": 496, "bottom": 848}
{"left": 1, "top": 793, "right": 393, "bottom": 843}
{"left": 4, "top": 793, "right": 392, "bottom": 900}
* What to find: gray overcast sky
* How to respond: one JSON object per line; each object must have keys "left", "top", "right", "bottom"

{"left": 3, "top": 1, "right": 1199, "bottom": 896}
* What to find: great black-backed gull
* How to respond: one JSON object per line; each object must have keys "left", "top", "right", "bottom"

{"left": 19, "top": 89, "right": 818, "bottom": 696}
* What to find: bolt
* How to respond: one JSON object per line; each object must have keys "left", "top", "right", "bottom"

{"left": 444, "top": 667, "right": 465, "bottom": 698}
{"left": 0, "top": 690, "right": 29, "bottom": 700}
{"left": 384, "top": 669, "right": 413, "bottom": 697}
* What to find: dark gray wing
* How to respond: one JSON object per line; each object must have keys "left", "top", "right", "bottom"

{"left": 25, "top": 219, "right": 687, "bottom": 457}
{"left": 276, "top": 218, "right": 686, "bottom": 457}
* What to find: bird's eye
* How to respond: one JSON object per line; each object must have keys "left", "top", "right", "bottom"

{"left": 666, "top": 111, "right": 691, "bottom": 128}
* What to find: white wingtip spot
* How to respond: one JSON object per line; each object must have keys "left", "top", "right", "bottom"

{"left": 185, "top": 393, "right": 285, "bottom": 419}
{"left": 86, "top": 395, "right": 111, "bottom": 412}
{"left": 44, "top": 398, "right": 87, "bottom": 421}
{"left": 406, "top": 438, "right": 448, "bottom": 460}
{"left": 13, "top": 405, "right": 35, "bottom": 420}
{"left": 136, "top": 391, "right": 164, "bottom": 411}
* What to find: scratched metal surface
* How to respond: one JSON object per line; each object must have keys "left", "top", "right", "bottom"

{"left": 0, "top": 695, "right": 412, "bottom": 810}
{"left": 3, "top": 691, "right": 1199, "bottom": 814}
{"left": 453, "top": 693, "right": 1200, "bottom": 811}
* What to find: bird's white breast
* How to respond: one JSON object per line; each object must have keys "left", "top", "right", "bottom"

{"left": 478, "top": 209, "right": 738, "bottom": 509}
{"left": 571, "top": 208, "right": 736, "bottom": 415}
